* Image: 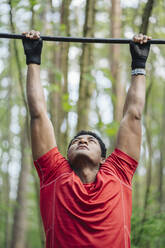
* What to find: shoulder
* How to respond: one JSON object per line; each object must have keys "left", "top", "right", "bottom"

{"left": 100, "top": 149, "right": 138, "bottom": 184}
{"left": 34, "top": 146, "right": 72, "bottom": 185}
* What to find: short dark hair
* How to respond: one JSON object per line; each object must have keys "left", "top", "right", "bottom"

{"left": 68, "top": 130, "right": 107, "bottom": 158}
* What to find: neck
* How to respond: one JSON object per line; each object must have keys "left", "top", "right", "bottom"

{"left": 69, "top": 155, "right": 101, "bottom": 183}
{"left": 74, "top": 166, "right": 99, "bottom": 184}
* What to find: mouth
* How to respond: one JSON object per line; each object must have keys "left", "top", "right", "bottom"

{"left": 77, "top": 145, "right": 89, "bottom": 150}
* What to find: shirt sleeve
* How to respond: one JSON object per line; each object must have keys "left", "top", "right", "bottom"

{"left": 101, "top": 148, "right": 138, "bottom": 185}
{"left": 34, "top": 147, "right": 71, "bottom": 186}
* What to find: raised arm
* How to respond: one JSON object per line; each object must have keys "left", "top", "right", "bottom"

{"left": 116, "top": 34, "right": 151, "bottom": 161}
{"left": 23, "top": 30, "right": 56, "bottom": 160}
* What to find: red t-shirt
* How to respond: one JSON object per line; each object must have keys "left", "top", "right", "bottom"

{"left": 34, "top": 147, "right": 137, "bottom": 248}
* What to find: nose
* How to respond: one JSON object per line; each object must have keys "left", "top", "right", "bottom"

{"left": 78, "top": 138, "right": 88, "bottom": 145}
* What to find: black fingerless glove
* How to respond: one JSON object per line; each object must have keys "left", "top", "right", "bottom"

{"left": 130, "top": 40, "right": 150, "bottom": 69}
{"left": 22, "top": 38, "right": 43, "bottom": 65}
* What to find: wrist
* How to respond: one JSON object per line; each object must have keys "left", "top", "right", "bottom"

{"left": 131, "top": 68, "right": 146, "bottom": 76}
{"left": 26, "top": 55, "right": 41, "bottom": 65}
{"left": 28, "top": 64, "right": 40, "bottom": 68}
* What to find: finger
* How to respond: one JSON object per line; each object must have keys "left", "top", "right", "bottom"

{"left": 133, "top": 34, "right": 143, "bottom": 42}
{"left": 133, "top": 35, "right": 139, "bottom": 42}
{"left": 29, "top": 30, "right": 35, "bottom": 34}
{"left": 138, "top": 33, "right": 144, "bottom": 44}
{"left": 138, "top": 33, "right": 143, "bottom": 40}
{"left": 22, "top": 31, "right": 32, "bottom": 38}
{"left": 22, "top": 32, "right": 30, "bottom": 38}
{"left": 33, "top": 31, "right": 40, "bottom": 39}
{"left": 22, "top": 30, "right": 40, "bottom": 39}
{"left": 36, "top": 31, "right": 40, "bottom": 37}
{"left": 143, "top": 35, "right": 148, "bottom": 41}
{"left": 29, "top": 34, "right": 38, "bottom": 39}
{"left": 29, "top": 30, "right": 39, "bottom": 35}
{"left": 143, "top": 35, "right": 152, "bottom": 43}
{"left": 26, "top": 33, "right": 31, "bottom": 38}
{"left": 29, "top": 35, "right": 34, "bottom": 39}
{"left": 133, "top": 34, "right": 149, "bottom": 44}
{"left": 143, "top": 35, "right": 150, "bottom": 43}
{"left": 29, "top": 30, "right": 40, "bottom": 39}
{"left": 29, "top": 31, "right": 35, "bottom": 38}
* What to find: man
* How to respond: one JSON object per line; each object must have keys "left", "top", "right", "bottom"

{"left": 22, "top": 31, "right": 151, "bottom": 248}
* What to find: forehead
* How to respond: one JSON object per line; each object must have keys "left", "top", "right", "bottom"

{"left": 74, "top": 135, "right": 98, "bottom": 141}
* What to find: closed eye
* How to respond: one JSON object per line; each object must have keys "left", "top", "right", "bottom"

{"left": 88, "top": 138, "right": 97, "bottom": 143}
{"left": 71, "top": 139, "right": 79, "bottom": 145}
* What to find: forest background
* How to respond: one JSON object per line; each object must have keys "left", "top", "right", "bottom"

{"left": 0, "top": 0, "right": 165, "bottom": 247}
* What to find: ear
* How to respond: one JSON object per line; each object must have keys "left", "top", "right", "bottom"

{"left": 100, "top": 157, "right": 105, "bottom": 165}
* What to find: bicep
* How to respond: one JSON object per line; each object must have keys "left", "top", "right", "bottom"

{"left": 31, "top": 113, "right": 56, "bottom": 160}
{"left": 116, "top": 112, "right": 142, "bottom": 162}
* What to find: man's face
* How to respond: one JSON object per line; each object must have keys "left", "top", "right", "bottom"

{"left": 67, "top": 135, "right": 105, "bottom": 167}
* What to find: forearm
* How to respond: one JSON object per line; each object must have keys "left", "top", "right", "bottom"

{"left": 26, "top": 64, "right": 47, "bottom": 118}
{"left": 123, "top": 75, "right": 146, "bottom": 119}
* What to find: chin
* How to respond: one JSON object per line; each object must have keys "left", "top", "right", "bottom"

{"left": 69, "top": 150, "right": 91, "bottom": 164}
{"left": 75, "top": 150, "right": 90, "bottom": 159}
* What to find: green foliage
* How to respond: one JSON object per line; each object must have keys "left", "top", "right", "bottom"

{"left": 104, "top": 121, "right": 119, "bottom": 137}
{"left": 131, "top": 209, "right": 165, "bottom": 248}
{"left": 29, "top": 0, "right": 38, "bottom": 7}
{"left": 62, "top": 93, "right": 74, "bottom": 112}
{"left": 83, "top": 72, "right": 95, "bottom": 82}
{"left": 60, "top": 24, "right": 67, "bottom": 35}
{"left": 44, "top": 83, "right": 60, "bottom": 93}
{"left": 11, "top": 0, "right": 22, "bottom": 8}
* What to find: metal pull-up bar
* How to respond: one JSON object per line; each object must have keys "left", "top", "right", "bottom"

{"left": 0, "top": 33, "right": 165, "bottom": 44}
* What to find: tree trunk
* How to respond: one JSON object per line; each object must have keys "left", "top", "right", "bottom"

{"left": 157, "top": 83, "right": 165, "bottom": 211}
{"left": 131, "top": 1, "right": 155, "bottom": 246}
{"left": 133, "top": 6, "right": 155, "bottom": 242}
{"left": 77, "top": 0, "right": 96, "bottom": 131}
{"left": 133, "top": 170, "right": 140, "bottom": 208}
{"left": 8, "top": 1, "right": 32, "bottom": 247}
{"left": 31, "top": 169, "right": 45, "bottom": 247}
{"left": 110, "top": 0, "right": 124, "bottom": 123}
{"left": 8, "top": 0, "right": 29, "bottom": 129}
{"left": 10, "top": 122, "right": 30, "bottom": 248}
{"left": 140, "top": 0, "right": 155, "bottom": 34}
{"left": 57, "top": 0, "right": 71, "bottom": 154}
{"left": 2, "top": 38, "right": 13, "bottom": 248}
{"left": 49, "top": 0, "right": 71, "bottom": 155}
{"left": 29, "top": 3, "right": 46, "bottom": 247}
{"left": 3, "top": 170, "right": 10, "bottom": 248}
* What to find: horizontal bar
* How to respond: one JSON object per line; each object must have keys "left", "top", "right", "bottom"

{"left": 0, "top": 33, "right": 165, "bottom": 44}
